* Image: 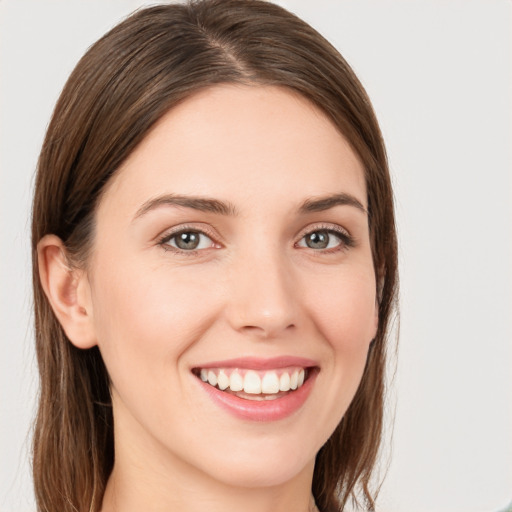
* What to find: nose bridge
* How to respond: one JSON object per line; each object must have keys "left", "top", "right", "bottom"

{"left": 226, "top": 241, "right": 298, "bottom": 337}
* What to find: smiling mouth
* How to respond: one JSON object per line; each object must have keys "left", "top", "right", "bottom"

{"left": 192, "top": 367, "right": 313, "bottom": 401}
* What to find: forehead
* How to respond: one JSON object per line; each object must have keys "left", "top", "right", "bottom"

{"left": 99, "top": 84, "right": 366, "bottom": 216}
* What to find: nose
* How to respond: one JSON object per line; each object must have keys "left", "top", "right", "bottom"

{"left": 224, "top": 249, "right": 299, "bottom": 339}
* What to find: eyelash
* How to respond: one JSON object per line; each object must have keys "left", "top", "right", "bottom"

{"left": 295, "top": 224, "right": 355, "bottom": 253}
{"left": 157, "top": 224, "right": 219, "bottom": 255}
{"left": 157, "top": 223, "right": 354, "bottom": 255}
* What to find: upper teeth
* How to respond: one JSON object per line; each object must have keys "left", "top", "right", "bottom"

{"left": 198, "top": 368, "right": 306, "bottom": 394}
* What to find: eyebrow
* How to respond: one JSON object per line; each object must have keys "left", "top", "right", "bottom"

{"left": 133, "top": 191, "right": 366, "bottom": 221}
{"left": 298, "top": 193, "right": 367, "bottom": 214}
{"left": 133, "top": 194, "right": 239, "bottom": 220}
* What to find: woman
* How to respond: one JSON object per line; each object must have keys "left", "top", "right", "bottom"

{"left": 32, "top": 1, "right": 398, "bottom": 511}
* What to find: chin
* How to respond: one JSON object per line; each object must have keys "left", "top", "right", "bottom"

{"left": 185, "top": 431, "right": 318, "bottom": 489}
{"left": 206, "top": 455, "right": 313, "bottom": 489}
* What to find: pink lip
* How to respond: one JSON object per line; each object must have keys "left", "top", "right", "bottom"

{"left": 193, "top": 356, "right": 318, "bottom": 371}
{"left": 192, "top": 358, "right": 319, "bottom": 422}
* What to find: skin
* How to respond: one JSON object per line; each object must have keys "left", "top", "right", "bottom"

{"left": 38, "top": 85, "right": 378, "bottom": 512}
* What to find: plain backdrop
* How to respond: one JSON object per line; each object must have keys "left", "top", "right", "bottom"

{"left": 1, "top": 1, "right": 510, "bottom": 511}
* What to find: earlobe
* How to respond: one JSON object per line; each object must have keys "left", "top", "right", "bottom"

{"left": 37, "top": 234, "right": 97, "bottom": 349}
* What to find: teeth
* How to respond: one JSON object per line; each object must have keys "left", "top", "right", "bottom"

{"left": 261, "top": 372, "right": 280, "bottom": 394}
{"left": 290, "top": 370, "right": 299, "bottom": 390}
{"left": 197, "top": 367, "right": 309, "bottom": 395}
{"left": 217, "top": 370, "right": 229, "bottom": 390}
{"left": 207, "top": 370, "right": 217, "bottom": 387}
{"left": 243, "top": 370, "right": 261, "bottom": 394}
{"left": 279, "top": 372, "right": 291, "bottom": 392}
{"left": 229, "top": 371, "right": 244, "bottom": 392}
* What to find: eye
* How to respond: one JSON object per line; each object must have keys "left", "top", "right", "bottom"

{"left": 161, "top": 230, "right": 215, "bottom": 251}
{"left": 297, "top": 228, "right": 352, "bottom": 251}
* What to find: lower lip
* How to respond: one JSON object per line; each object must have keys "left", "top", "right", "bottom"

{"left": 195, "top": 370, "right": 317, "bottom": 422}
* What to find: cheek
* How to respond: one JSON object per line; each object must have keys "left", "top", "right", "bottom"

{"left": 296, "top": 268, "right": 377, "bottom": 441}
{"left": 308, "top": 270, "right": 377, "bottom": 353}
{"left": 88, "top": 260, "right": 223, "bottom": 384}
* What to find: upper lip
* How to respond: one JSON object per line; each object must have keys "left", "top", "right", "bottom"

{"left": 192, "top": 356, "right": 318, "bottom": 371}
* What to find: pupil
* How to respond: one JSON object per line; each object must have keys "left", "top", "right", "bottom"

{"left": 307, "top": 231, "right": 329, "bottom": 249}
{"left": 176, "top": 232, "right": 199, "bottom": 250}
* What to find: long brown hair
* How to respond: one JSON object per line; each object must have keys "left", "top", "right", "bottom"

{"left": 31, "top": 1, "right": 398, "bottom": 511}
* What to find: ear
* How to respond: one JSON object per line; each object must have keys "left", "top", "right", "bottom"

{"left": 37, "top": 234, "right": 97, "bottom": 349}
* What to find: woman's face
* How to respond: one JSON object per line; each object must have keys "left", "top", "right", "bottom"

{"left": 84, "top": 85, "right": 377, "bottom": 488}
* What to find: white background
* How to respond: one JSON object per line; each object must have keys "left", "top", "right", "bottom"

{"left": 0, "top": 1, "right": 510, "bottom": 511}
